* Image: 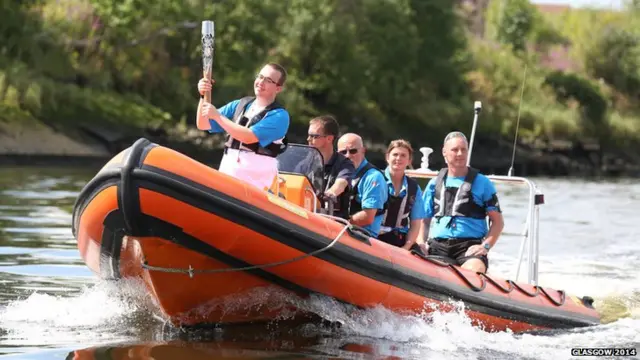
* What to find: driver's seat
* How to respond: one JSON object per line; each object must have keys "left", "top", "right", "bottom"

{"left": 268, "top": 174, "right": 318, "bottom": 212}
{"left": 271, "top": 144, "right": 326, "bottom": 213}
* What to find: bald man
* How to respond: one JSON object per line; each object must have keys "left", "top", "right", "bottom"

{"left": 337, "top": 133, "right": 388, "bottom": 238}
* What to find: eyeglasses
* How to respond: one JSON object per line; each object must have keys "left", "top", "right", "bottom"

{"left": 256, "top": 73, "right": 279, "bottom": 85}
{"left": 307, "top": 133, "right": 327, "bottom": 139}
{"left": 338, "top": 148, "right": 359, "bottom": 155}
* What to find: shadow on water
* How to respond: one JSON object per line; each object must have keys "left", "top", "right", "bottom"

{"left": 64, "top": 319, "right": 549, "bottom": 360}
{"left": 67, "top": 321, "right": 342, "bottom": 360}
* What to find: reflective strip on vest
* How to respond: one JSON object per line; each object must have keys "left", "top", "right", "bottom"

{"left": 381, "top": 193, "right": 409, "bottom": 229}
{"left": 381, "top": 175, "right": 417, "bottom": 231}
{"left": 433, "top": 167, "right": 485, "bottom": 219}
{"left": 434, "top": 177, "right": 446, "bottom": 218}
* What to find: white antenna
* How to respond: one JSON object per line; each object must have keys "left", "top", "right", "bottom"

{"left": 467, "top": 101, "right": 482, "bottom": 166}
{"left": 508, "top": 64, "right": 528, "bottom": 177}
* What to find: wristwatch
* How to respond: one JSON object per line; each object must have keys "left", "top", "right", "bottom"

{"left": 483, "top": 242, "right": 491, "bottom": 251}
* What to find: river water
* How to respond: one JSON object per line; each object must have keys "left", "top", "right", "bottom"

{"left": 0, "top": 165, "right": 638, "bottom": 359}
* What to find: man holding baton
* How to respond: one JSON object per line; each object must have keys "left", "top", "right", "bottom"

{"left": 195, "top": 18, "right": 290, "bottom": 190}
{"left": 196, "top": 62, "right": 291, "bottom": 191}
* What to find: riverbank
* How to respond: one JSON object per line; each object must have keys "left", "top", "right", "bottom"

{"left": 1, "top": 117, "right": 639, "bottom": 177}
{"left": 0, "top": 117, "right": 216, "bottom": 168}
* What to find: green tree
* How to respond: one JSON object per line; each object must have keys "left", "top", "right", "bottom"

{"left": 495, "top": 0, "right": 535, "bottom": 52}
{"left": 544, "top": 70, "right": 610, "bottom": 168}
{"left": 584, "top": 27, "right": 640, "bottom": 99}
{"left": 274, "top": 0, "right": 470, "bottom": 143}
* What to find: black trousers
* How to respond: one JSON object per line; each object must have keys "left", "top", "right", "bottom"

{"left": 378, "top": 230, "right": 407, "bottom": 248}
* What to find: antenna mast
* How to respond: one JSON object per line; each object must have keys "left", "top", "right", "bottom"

{"left": 508, "top": 64, "right": 528, "bottom": 177}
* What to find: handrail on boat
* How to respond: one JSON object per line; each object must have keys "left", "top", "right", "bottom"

{"left": 404, "top": 152, "right": 544, "bottom": 286}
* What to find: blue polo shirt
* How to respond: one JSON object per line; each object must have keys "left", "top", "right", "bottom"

{"left": 422, "top": 172, "right": 500, "bottom": 239}
{"left": 208, "top": 99, "right": 290, "bottom": 147}
{"left": 352, "top": 159, "right": 388, "bottom": 237}
{"left": 383, "top": 168, "right": 426, "bottom": 234}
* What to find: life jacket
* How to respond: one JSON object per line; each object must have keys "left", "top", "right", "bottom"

{"left": 224, "top": 96, "right": 288, "bottom": 157}
{"left": 381, "top": 174, "right": 419, "bottom": 230}
{"left": 323, "top": 152, "right": 352, "bottom": 219}
{"left": 349, "top": 162, "right": 388, "bottom": 216}
{"left": 433, "top": 167, "right": 487, "bottom": 223}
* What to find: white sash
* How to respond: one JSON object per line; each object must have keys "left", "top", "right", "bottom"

{"left": 218, "top": 148, "right": 277, "bottom": 191}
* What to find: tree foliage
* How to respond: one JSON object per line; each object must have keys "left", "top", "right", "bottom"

{"left": 585, "top": 27, "right": 640, "bottom": 100}
{"left": 1, "top": 0, "right": 640, "bottom": 157}
{"left": 544, "top": 71, "right": 608, "bottom": 139}
{"left": 0, "top": 0, "right": 471, "bottom": 147}
{"left": 495, "top": 0, "right": 535, "bottom": 52}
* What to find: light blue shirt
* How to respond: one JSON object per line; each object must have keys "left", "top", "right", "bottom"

{"left": 353, "top": 159, "right": 388, "bottom": 237}
{"left": 208, "top": 99, "right": 290, "bottom": 147}
{"left": 422, "top": 172, "right": 499, "bottom": 239}
{"left": 384, "top": 167, "right": 426, "bottom": 234}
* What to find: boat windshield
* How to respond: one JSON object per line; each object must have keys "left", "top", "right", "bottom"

{"left": 277, "top": 144, "right": 325, "bottom": 195}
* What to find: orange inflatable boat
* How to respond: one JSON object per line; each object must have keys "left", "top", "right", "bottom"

{"left": 71, "top": 138, "right": 600, "bottom": 333}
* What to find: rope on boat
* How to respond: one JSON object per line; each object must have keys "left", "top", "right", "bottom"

{"left": 141, "top": 222, "right": 352, "bottom": 278}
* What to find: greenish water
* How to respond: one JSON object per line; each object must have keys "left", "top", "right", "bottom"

{"left": 0, "top": 166, "right": 638, "bottom": 359}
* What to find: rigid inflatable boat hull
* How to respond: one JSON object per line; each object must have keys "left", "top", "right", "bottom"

{"left": 72, "top": 139, "right": 601, "bottom": 332}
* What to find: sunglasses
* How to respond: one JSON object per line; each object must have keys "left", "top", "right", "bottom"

{"left": 338, "top": 148, "right": 359, "bottom": 155}
{"left": 308, "top": 133, "right": 327, "bottom": 139}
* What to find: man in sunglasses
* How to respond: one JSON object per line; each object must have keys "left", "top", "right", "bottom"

{"left": 307, "top": 115, "right": 355, "bottom": 219}
{"left": 337, "top": 133, "right": 388, "bottom": 238}
{"left": 195, "top": 63, "right": 290, "bottom": 191}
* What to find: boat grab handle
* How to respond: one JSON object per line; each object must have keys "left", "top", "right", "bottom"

{"left": 410, "top": 250, "right": 486, "bottom": 291}
{"left": 410, "top": 249, "right": 566, "bottom": 305}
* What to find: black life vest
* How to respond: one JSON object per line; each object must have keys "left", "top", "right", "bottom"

{"left": 323, "top": 152, "right": 352, "bottom": 219}
{"left": 224, "top": 96, "right": 288, "bottom": 157}
{"left": 433, "top": 167, "right": 487, "bottom": 222}
{"left": 381, "top": 174, "right": 419, "bottom": 230}
{"left": 349, "top": 162, "right": 388, "bottom": 216}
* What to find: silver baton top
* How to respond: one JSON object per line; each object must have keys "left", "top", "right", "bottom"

{"left": 202, "top": 20, "right": 214, "bottom": 36}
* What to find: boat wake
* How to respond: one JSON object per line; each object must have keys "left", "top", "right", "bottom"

{"left": 0, "top": 279, "right": 638, "bottom": 359}
{"left": 596, "top": 290, "right": 640, "bottom": 324}
{"left": 0, "top": 278, "right": 155, "bottom": 348}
